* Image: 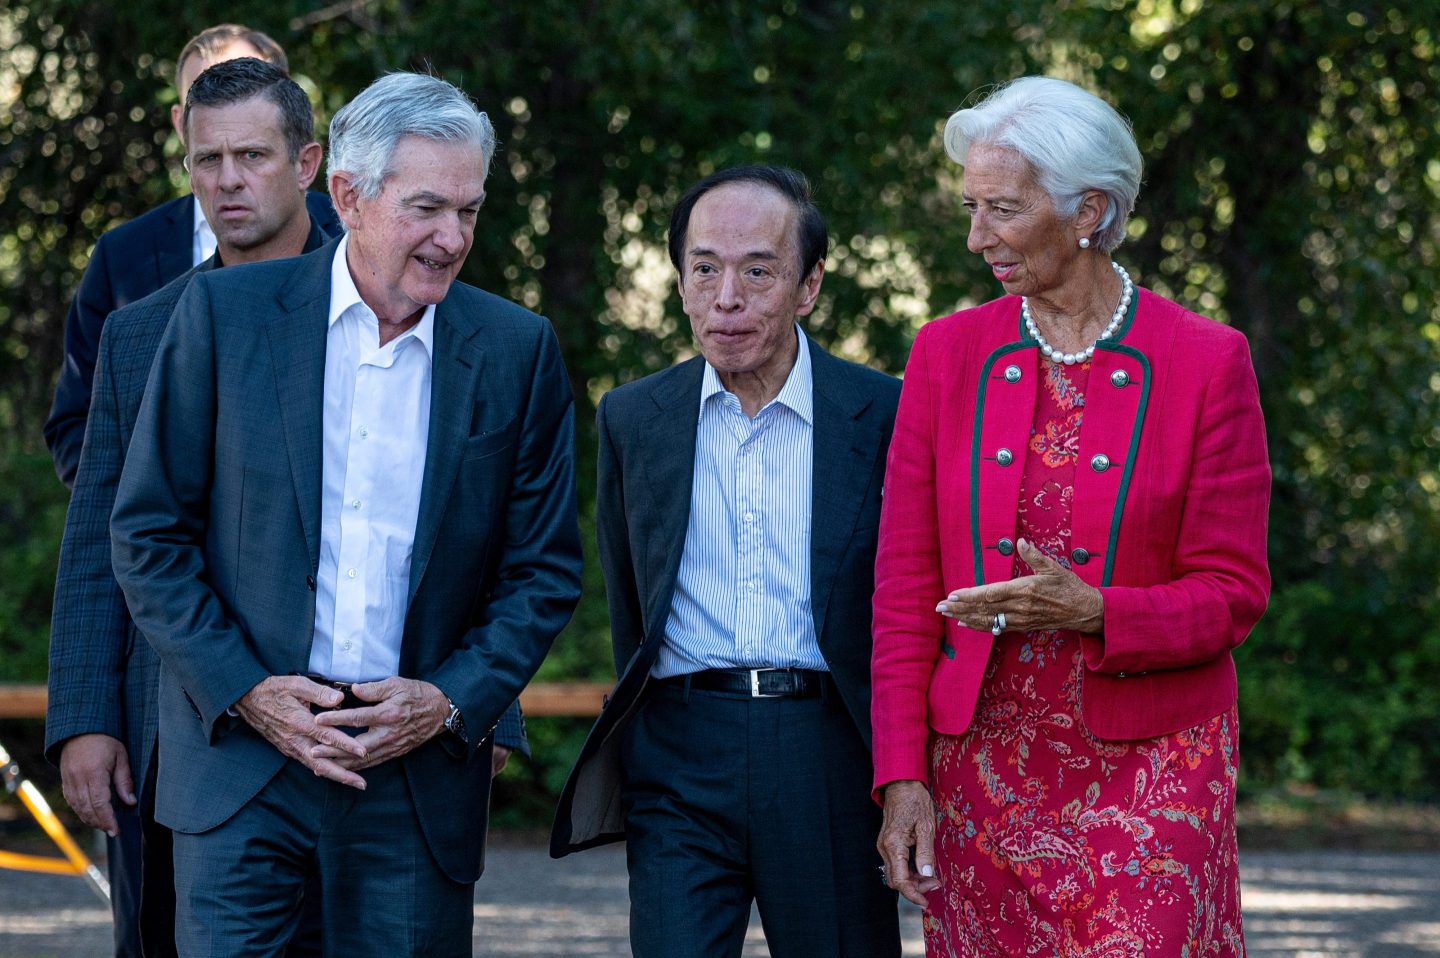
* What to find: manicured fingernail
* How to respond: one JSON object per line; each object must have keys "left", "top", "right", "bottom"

{"left": 921, "top": 865, "right": 934, "bottom": 877}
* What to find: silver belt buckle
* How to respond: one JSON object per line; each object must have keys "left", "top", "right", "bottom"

{"left": 749, "top": 668, "right": 784, "bottom": 698}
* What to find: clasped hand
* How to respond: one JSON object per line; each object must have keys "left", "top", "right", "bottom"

{"left": 935, "top": 538, "right": 1104, "bottom": 635}
{"left": 236, "top": 675, "right": 448, "bottom": 790}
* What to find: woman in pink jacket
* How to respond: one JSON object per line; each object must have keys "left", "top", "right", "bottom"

{"left": 872, "top": 76, "right": 1270, "bottom": 957}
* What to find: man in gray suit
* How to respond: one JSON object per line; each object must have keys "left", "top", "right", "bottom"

{"left": 111, "top": 72, "right": 581, "bottom": 956}
{"left": 46, "top": 57, "right": 332, "bottom": 958}
{"left": 551, "top": 166, "right": 901, "bottom": 957}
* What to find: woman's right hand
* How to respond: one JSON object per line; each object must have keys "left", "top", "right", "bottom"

{"left": 877, "top": 779, "right": 942, "bottom": 906}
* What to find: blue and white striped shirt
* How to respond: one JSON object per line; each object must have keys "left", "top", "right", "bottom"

{"left": 654, "top": 326, "right": 825, "bottom": 678}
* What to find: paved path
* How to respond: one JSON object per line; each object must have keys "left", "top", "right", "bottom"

{"left": 1, "top": 844, "right": 1436, "bottom": 956}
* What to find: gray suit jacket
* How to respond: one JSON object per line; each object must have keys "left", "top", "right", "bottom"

{"left": 111, "top": 238, "right": 582, "bottom": 882}
{"left": 550, "top": 336, "right": 900, "bottom": 856}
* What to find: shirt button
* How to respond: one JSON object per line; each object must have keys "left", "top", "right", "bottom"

{"left": 342, "top": 641, "right": 352, "bottom": 652}
{"left": 997, "top": 537, "right": 1015, "bottom": 556}
{"left": 1091, "top": 453, "right": 1112, "bottom": 473}
{"left": 351, "top": 499, "right": 362, "bottom": 510}
{"left": 743, "top": 512, "right": 755, "bottom": 523}
{"left": 1004, "top": 365, "right": 1022, "bottom": 383}
{"left": 995, "top": 447, "right": 1014, "bottom": 467}
{"left": 1110, "top": 369, "right": 1130, "bottom": 388}
{"left": 359, "top": 427, "right": 369, "bottom": 438}
{"left": 346, "top": 568, "right": 357, "bottom": 579}
{"left": 1072, "top": 547, "right": 1091, "bottom": 565}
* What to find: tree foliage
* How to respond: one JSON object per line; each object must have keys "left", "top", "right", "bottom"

{"left": 2, "top": 0, "right": 1436, "bottom": 803}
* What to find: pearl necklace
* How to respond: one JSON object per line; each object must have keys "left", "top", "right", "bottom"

{"left": 1022, "top": 261, "right": 1133, "bottom": 365}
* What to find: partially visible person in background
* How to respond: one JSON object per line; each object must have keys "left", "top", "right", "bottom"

{"left": 41, "top": 24, "right": 339, "bottom": 490}
{"left": 871, "top": 76, "right": 1270, "bottom": 956}
{"left": 45, "top": 56, "right": 334, "bottom": 958}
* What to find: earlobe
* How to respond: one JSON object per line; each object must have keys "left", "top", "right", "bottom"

{"left": 329, "top": 172, "right": 362, "bottom": 229}
{"left": 1077, "top": 190, "right": 1109, "bottom": 235}
{"left": 796, "top": 259, "right": 825, "bottom": 314}
{"left": 296, "top": 143, "right": 324, "bottom": 191}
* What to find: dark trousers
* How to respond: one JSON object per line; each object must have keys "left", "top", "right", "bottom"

{"left": 106, "top": 757, "right": 318, "bottom": 958}
{"left": 621, "top": 680, "right": 901, "bottom": 958}
{"left": 170, "top": 758, "right": 471, "bottom": 958}
{"left": 103, "top": 758, "right": 177, "bottom": 958}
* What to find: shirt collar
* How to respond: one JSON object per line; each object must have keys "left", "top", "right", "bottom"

{"left": 328, "top": 234, "right": 436, "bottom": 359}
{"left": 700, "top": 324, "right": 813, "bottom": 424}
{"left": 192, "top": 195, "right": 216, "bottom": 258}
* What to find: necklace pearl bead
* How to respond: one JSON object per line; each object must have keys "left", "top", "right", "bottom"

{"left": 1022, "top": 261, "right": 1133, "bottom": 366}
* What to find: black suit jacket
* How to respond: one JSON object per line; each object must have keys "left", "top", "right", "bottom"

{"left": 110, "top": 239, "right": 582, "bottom": 882}
{"left": 550, "top": 335, "right": 900, "bottom": 856}
{"left": 44, "top": 191, "right": 342, "bottom": 487}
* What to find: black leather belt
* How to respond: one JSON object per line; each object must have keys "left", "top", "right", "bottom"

{"left": 660, "top": 668, "right": 830, "bottom": 699}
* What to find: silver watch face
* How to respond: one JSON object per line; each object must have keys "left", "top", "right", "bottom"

{"left": 446, "top": 705, "right": 466, "bottom": 741}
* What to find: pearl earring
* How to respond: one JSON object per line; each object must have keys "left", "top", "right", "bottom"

{"left": 1078, "top": 236, "right": 1091, "bottom": 249}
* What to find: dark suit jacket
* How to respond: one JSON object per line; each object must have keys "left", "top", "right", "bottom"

{"left": 110, "top": 238, "right": 582, "bottom": 882}
{"left": 44, "top": 191, "right": 342, "bottom": 487}
{"left": 43, "top": 221, "right": 333, "bottom": 794}
{"left": 550, "top": 336, "right": 900, "bottom": 856}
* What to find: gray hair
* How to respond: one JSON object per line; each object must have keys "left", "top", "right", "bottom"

{"left": 327, "top": 72, "right": 496, "bottom": 199}
{"left": 944, "top": 76, "right": 1142, "bottom": 253}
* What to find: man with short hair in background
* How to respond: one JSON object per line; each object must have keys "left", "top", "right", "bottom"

{"left": 45, "top": 57, "right": 333, "bottom": 958}
{"left": 110, "top": 71, "right": 581, "bottom": 956}
{"left": 41, "top": 24, "right": 340, "bottom": 488}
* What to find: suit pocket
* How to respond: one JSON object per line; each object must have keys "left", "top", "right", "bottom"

{"left": 463, "top": 415, "right": 518, "bottom": 461}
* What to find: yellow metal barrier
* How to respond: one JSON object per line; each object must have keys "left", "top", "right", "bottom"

{"left": 0, "top": 739, "right": 111, "bottom": 903}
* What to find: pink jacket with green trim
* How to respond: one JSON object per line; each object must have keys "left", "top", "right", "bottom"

{"left": 870, "top": 287, "right": 1271, "bottom": 794}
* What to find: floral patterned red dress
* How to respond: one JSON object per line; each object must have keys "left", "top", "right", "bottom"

{"left": 923, "top": 358, "right": 1245, "bottom": 958}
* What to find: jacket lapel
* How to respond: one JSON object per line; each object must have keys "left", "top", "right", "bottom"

{"left": 265, "top": 239, "right": 341, "bottom": 568}
{"left": 971, "top": 341, "right": 1040, "bottom": 585}
{"left": 408, "top": 295, "right": 483, "bottom": 602}
{"left": 808, "top": 341, "right": 879, "bottom": 644}
{"left": 156, "top": 197, "right": 195, "bottom": 288}
{"left": 638, "top": 359, "right": 703, "bottom": 645}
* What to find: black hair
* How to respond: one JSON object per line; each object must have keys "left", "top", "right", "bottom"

{"left": 183, "top": 57, "right": 314, "bottom": 160}
{"left": 667, "top": 164, "right": 828, "bottom": 282}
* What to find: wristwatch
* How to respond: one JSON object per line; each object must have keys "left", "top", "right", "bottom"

{"left": 443, "top": 698, "right": 468, "bottom": 744}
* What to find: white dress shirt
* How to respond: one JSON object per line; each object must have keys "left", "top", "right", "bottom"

{"left": 309, "top": 234, "right": 435, "bottom": 682}
{"left": 191, "top": 196, "right": 217, "bottom": 267}
{"left": 654, "top": 325, "right": 824, "bottom": 678}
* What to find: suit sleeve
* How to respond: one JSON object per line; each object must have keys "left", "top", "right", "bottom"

{"left": 870, "top": 324, "right": 947, "bottom": 793}
{"left": 110, "top": 276, "right": 271, "bottom": 738}
{"left": 44, "top": 236, "right": 117, "bottom": 489}
{"left": 426, "top": 321, "right": 582, "bottom": 761}
{"left": 493, "top": 700, "right": 529, "bottom": 755}
{"left": 594, "top": 395, "right": 645, "bottom": 675}
{"left": 44, "top": 319, "right": 132, "bottom": 762}
{"left": 1085, "top": 332, "right": 1272, "bottom": 673}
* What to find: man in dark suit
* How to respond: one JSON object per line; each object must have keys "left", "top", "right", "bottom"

{"left": 42, "top": 24, "right": 340, "bottom": 488}
{"left": 551, "top": 166, "right": 901, "bottom": 957}
{"left": 110, "top": 72, "right": 581, "bottom": 956}
{"left": 45, "top": 57, "right": 332, "bottom": 958}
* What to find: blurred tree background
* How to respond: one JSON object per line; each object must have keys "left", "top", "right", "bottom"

{"left": 1, "top": 0, "right": 1436, "bottom": 823}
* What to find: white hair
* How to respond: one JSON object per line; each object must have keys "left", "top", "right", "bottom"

{"left": 327, "top": 72, "right": 496, "bottom": 199}
{"left": 944, "top": 76, "right": 1142, "bottom": 252}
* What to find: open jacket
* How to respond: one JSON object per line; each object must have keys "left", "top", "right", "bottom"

{"left": 871, "top": 287, "right": 1271, "bottom": 792}
{"left": 110, "top": 239, "right": 581, "bottom": 882}
{"left": 551, "top": 336, "right": 899, "bottom": 856}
